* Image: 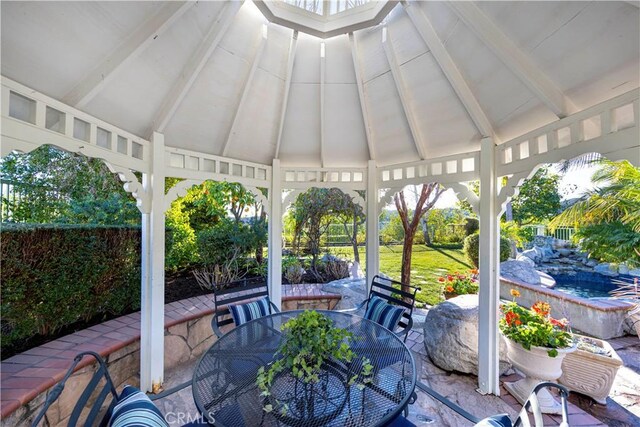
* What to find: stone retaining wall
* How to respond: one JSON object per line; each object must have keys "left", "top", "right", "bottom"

{"left": 500, "top": 278, "right": 633, "bottom": 339}
{"left": 1, "top": 285, "right": 342, "bottom": 427}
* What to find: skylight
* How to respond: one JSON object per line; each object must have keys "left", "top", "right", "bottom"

{"left": 255, "top": 0, "right": 395, "bottom": 39}
{"left": 282, "top": 0, "right": 372, "bottom": 16}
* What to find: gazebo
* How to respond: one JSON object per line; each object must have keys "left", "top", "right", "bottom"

{"left": 1, "top": 0, "right": 639, "bottom": 401}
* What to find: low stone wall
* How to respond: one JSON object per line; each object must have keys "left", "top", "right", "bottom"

{"left": 1, "top": 286, "right": 342, "bottom": 427}
{"left": 500, "top": 278, "right": 633, "bottom": 339}
{"left": 3, "top": 313, "right": 216, "bottom": 427}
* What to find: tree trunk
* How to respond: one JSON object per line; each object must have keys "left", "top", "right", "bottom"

{"left": 401, "top": 234, "right": 414, "bottom": 286}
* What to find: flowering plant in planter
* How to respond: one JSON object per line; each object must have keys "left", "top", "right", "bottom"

{"left": 438, "top": 269, "right": 479, "bottom": 296}
{"left": 499, "top": 289, "right": 573, "bottom": 357}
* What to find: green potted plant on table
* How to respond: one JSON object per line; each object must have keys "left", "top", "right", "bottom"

{"left": 500, "top": 290, "right": 575, "bottom": 414}
{"left": 256, "top": 310, "right": 373, "bottom": 423}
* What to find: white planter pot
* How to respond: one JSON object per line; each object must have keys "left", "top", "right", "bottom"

{"left": 503, "top": 336, "right": 576, "bottom": 414}
{"left": 558, "top": 335, "right": 623, "bottom": 404}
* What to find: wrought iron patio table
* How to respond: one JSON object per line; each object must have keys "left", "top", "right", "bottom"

{"left": 192, "top": 310, "right": 416, "bottom": 427}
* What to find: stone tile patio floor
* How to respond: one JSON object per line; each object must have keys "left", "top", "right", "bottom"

{"left": 156, "top": 304, "right": 640, "bottom": 427}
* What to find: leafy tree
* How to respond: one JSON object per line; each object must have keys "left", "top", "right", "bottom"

{"left": 181, "top": 181, "right": 255, "bottom": 231}
{"left": 1, "top": 145, "right": 137, "bottom": 224}
{"left": 290, "top": 188, "right": 345, "bottom": 274}
{"left": 394, "top": 183, "right": 445, "bottom": 290}
{"left": 511, "top": 167, "right": 561, "bottom": 225}
{"left": 332, "top": 191, "right": 365, "bottom": 264}
{"left": 549, "top": 160, "right": 640, "bottom": 266}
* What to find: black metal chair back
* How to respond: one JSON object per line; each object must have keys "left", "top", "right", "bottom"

{"left": 31, "top": 351, "right": 119, "bottom": 427}
{"left": 367, "top": 275, "right": 420, "bottom": 341}
{"left": 211, "top": 276, "right": 279, "bottom": 338}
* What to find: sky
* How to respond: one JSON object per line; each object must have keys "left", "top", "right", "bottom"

{"left": 385, "top": 163, "right": 601, "bottom": 210}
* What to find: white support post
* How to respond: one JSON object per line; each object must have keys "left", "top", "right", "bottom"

{"left": 365, "top": 160, "right": 379, "bottom": 291}
{"left": 140, "top": 131, "right": 166, "bottom": 393}
{"left": 478, "top": 137, "right": 500, "bottom": 395}
{"left": 268, "top": 159, "right": 283, "bottom": 309}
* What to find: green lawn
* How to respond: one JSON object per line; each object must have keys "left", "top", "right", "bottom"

{"left": 327, "top": 245, "right": 473, "bottom": 307}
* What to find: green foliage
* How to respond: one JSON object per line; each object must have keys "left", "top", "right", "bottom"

{"left": 424, "top": 208, "right": 466, "bottom": 244}
{"left": 576, "top": 222, "right": 640, "bottom": 267}
{"left": 511, "top": 167, "right": 561, "bottom": 225}
{"left": 500, "top": 298, "right": 573, "bottom": 357}
{"left": 256, "top": 311, "right": 373, "bottom": 412}
{"left": 1, "top": 224, "right": 141, "bottom": 353}
{"left": 463, "top": 217, "right": 479, "bottom": 236}
{"left": 196, "top": 219, "right": 256, "bottom": 268}
{"left": 165, "top": 198, "right": 198, "bottom": 271}
{"left": 550, "top": 160, "right": 640, "bottom": 265}
{"left": 463, "top": 232, "right": 511, "bottom": 267}
{"left": 501, "top": 221, "right": 535, "bottom": 249}
{"left": 0, "top": 145, "right": 138, "bottom": 224}
{"left": 290, "top": 188, "right": 357, "bottom": 269}
{"left": 380, "top": 212, "right": 405, "bottom": 244}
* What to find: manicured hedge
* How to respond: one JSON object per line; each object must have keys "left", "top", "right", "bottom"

{"left": 1, "top": 224, "right": 141, "bottom": 352}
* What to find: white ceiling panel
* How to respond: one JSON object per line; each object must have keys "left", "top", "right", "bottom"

{"left": 364, "top": 73, "right": 420, "bottom": 166}
{"left": 279, "top": 83, "right": 322, "bottom": 167}
{"left": 324, "top": 83, "right": 369, "bottom": 167}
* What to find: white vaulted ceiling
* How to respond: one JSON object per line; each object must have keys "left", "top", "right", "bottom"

{"left": 1, "top": 1, "right": 638, "bottom": 168}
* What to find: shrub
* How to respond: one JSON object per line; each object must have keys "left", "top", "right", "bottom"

{"left": 1, "top": 224, "right": 141, "bottom": 353}
{"left": 463, "top": 217, "right": 479, "bottom": 236}
{"left": 283, "top": 256, "right": 305, "bottom": 284}
{"left": 463, "top": 232, "right": 511, "bottom": 267}
{"left": 318, "top": 254, "right": 350, "bottom": 282}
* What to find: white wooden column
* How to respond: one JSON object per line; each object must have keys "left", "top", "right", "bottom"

{"left": 140, "top": 131, "right": 166, "bottom": 393}
{"left": 478, "top": 137, "right": 500, "bottom": 395}
{"left": 268, "top": 159, "right": 283, "bottom": 309}
{"left": 365, "top": 160, "right": 379, "bottom": 291}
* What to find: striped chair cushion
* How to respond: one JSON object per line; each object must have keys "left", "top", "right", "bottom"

{"left": 228, "top": 297, "right": 270, "bottom": 327}
{"left": 109, "top": 385, "right": 168, "bottom": 427}
{"left": 364, "top": 295, "right": 405, "bottom": 332}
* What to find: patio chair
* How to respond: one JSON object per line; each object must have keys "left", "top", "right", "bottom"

{"left": 340, "top": 274, "right": 419, "bottom": 342}
{"left": 30, "top": 351, "right": 206, "bottom": 427}
{"left": 408, "top": 380, "right": 571, "bottom": 427}
{"left": 211, "top": 276, "right": 280, "bottom": 338}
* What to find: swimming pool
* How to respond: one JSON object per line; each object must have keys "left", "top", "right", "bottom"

{"left": 550, "top": 271, "right": 635, "bottom": 298}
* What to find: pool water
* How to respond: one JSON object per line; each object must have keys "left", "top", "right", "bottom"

{"left": 550, "top": 272, "right": 635, "bottom": 299}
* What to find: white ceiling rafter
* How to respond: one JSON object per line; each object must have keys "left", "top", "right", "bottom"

{"left": 152, "top": 1, "right": 244, "bottom": 135}
{"left": 403, "top": 1, "right": 495, "bottom": 140}
{"left": 274, "top": 31, "right": 298, "bottom": 160}
{"left": 382, "top": 26, "right": 428, "bottom": 160}
{"left": 349, "top": 32, "right": 375, "bottom": 160}
{"left": 63, "top": 1, "right": 194, "bottom": 108}
{"left": 221, "top": 25, "right": 269, "bottom": 157}
{"left": 448, "top": 1, "right": 574, "bottom": 118}
{"left": 320, "top": 41, "right": 326, "bottom": 167}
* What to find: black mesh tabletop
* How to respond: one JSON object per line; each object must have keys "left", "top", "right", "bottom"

{"left": 192, "top": 310, "right": 416, "bottom": 427}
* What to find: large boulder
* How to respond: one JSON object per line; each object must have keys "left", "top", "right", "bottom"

{"left": 500, "top": 260, "right": 542, "bottom": 284}
{"left": 423, "top": 295, "right": 510, "bottom": 375}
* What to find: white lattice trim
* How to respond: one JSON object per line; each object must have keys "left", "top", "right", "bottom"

{"left": 377, "top": 151, "right": 480, "bottom": 187}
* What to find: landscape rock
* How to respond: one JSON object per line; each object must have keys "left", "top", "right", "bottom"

{"left": 628, "top": 268, "right": 640, "bottom": 277}
{"left": 594, "top": 263, "right": 618, "bottom": 277}
{"left": 500, "top": 260, "right": 542, "bottom": 284}
{"left": 521, "top": 249, "right": 539, "bottom": 263}
{"left": 423, "top": 295, "right": 510, "bottom": 375}
{"left": 516, "top": 255, "right": 536, "bottom": 268}
{"left": 557, "top": 248, "right": 573, "bottom": 257}
{"left": 618, "top": 264, "right": 630, "bottom": 275}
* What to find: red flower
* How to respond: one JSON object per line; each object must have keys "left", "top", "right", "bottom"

{"left": 470, "top": 268, "right": 479, "bottom": 275}
{"left": 550, "top": 318, "right": 568, "bottom": 328}
{"left": 505, "top": 311, "right": 520, "bottom": 327}
{"left": 532, "top": 301, "right": 551, "bottom": 317}
{"left": 445, "top": 285, "right": 454, "bottom": 293}
{"left": 447, "top": 275, "right": 454, "bottom": 282}
{"left": 438, "top": 277, "right": 445, "bottom": 283}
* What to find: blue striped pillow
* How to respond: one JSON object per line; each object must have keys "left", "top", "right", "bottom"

{"left": 109, "top": 385, "right": 168, "bottom": 427}
{"left": 228, "top": 297, "right": 270, "bottom": 326}
{"left": 364, "top": 295, "right": 405, "bottom": 332}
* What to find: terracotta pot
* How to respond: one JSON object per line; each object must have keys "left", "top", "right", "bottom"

{"left": 503, "top": 336, "right": 576, "bottom": 414}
